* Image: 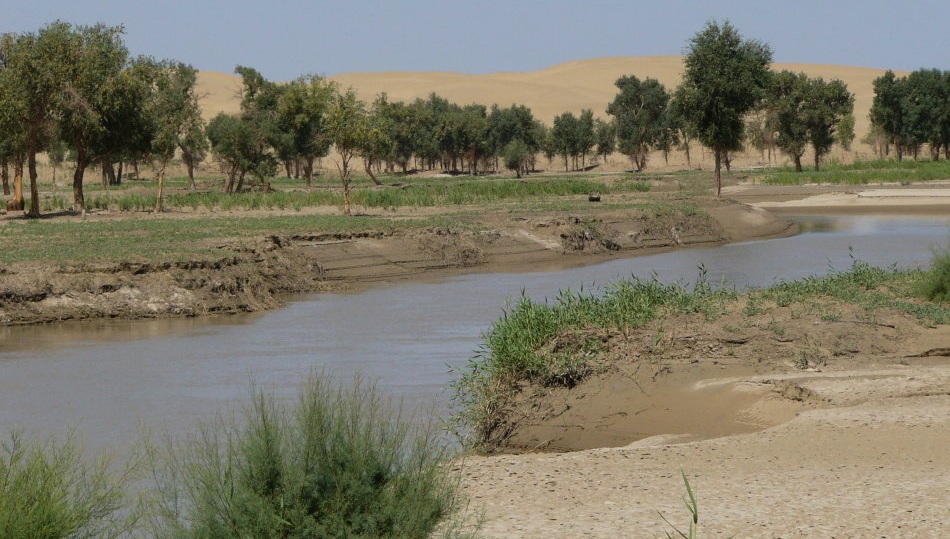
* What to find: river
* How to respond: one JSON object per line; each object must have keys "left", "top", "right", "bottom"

{"left": 0, "top": 215, "right": 946, "bottom": 453}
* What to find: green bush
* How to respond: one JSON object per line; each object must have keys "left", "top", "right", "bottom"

{"left": 919, "top": 248, "right": 950, "bottom": 302}
{"left": 145, "top": 372, "right": 470, "bottom": 539}
{"left": 0, "top": 431, "right": 131, "bottom": 539}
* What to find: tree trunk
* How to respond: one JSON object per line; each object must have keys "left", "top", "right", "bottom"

{"left": 684, "top": 145, "right": 692, "bottom": 168}
{"left": 72, "top": 147, "right": 88, "bottom": 212}
{"left": 714, "top": 150, "right": 722, "bottom": 198}
{"left": 304, "top": 157, "right": 314, "bottom": 187}
{"left": 105, "top": 162, "right": 117, "bottom": 185}
{"left": 155, "top": 157, "right": 168, "bottom": 213}
{"left": 1, "top": 158, "right": 9, "bottom": 196}
{"left": 794, "top": 154, "right": 803, "bottom": 172}
{"left": 187, "top": 161, "right": 196, "bottom": 189}
{"left": 9, "top": 158, "right": 24, "bottom": 211}
{"left": 364, "top": 158, "right": 381, "bottom": 185}
{"left": 27, "top": 151, "right": 40, "bottom": 218}
{"left": 814, "top": 152, "right": 821, "bottom": 172}
{"left": 116, "top": 162, "right": 123, "bottom": 185}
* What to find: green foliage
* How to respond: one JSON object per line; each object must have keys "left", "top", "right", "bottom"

{"left": 145, "top": 373, "right": 467, "bottom": 539}
{"left": 549, "top": 110, "right": 596, "bottom": 171}
{"left": 680, "top": 20, "right": 773, "bottom": 194}
{"left": 607, "top": 75, "right": 673, "bottom": 171}
{"left": 502, "top": 139, "right": 529, "bottom": 178}
{"left": 918, "top": 248, "right": 950, "bottom": 302}
{"left": 0, "top": 431, "right": 131, "bottom": 539}
{"left": 871, "top": 68, "right": 950, "bottom": 160}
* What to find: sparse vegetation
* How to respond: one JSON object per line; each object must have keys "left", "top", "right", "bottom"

{"left": 454, "top": 255, "right": 950, "bottom": 450}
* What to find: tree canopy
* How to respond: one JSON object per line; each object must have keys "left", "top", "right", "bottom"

{"left": 680, "top": 20, "right": 773, "bottom": 195}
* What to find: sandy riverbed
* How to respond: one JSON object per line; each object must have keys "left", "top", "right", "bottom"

{"left": 455, "top": 185, "right": 949, "bottom": 538}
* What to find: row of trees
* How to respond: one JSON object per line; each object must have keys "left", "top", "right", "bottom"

{"left": 0, "top": 22, "right": 206, "bottom": 216}
{"left": 4, "top": 20, "right": 940, "bottom": 218}
{"left": 604, "top": 26, "right": 856, "bottom": 185}
{"left": 870, "top": 68, "right": 950, "bottom": 160}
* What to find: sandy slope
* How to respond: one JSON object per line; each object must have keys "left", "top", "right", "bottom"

{"left": 195, "top": 56, "right": 904, "bottom": 154}
{"left": 458, "top": 366, "right": 950, "bottom": 537}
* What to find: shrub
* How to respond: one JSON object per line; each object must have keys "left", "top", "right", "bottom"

{"left": 145, "top": 372, "right": 469, "bottom": 539}
{"left": 0, "top": 431, "right": 131, "bottom": 539}
{"left": 919, "top": 248, "right": 950, "bottom": 302}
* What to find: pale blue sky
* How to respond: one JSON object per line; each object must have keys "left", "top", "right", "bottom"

{"left": 5, "top": 0, "right": 947, "bottom": 80}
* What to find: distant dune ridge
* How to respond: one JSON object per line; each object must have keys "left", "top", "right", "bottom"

{"left": 196, "top": 56, "right": 907, "bottom": 160}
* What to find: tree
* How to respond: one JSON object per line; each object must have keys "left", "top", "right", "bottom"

{"left": 805, "top": 78, "right": 853, "bottom": 171}
{"left": 1, "top": 23, "right": 78, "bottom": 217}
{"left": 680, "top": 20, "right": 773, "bottom": 196}
{"left": 870, "top": 71, "right": 907, "bottom": 160}
{"left": 607, "top": 75, "right": 671, "bottom": 171}
{"left": 277, "top": 75, "right": 334, "bottom": 186}
{"left": 902, "top": 69, "right": 949, "bottom": 160}
{"left": 488, "top": 104, "right": 541, "bottom": 172}
{"left": 550, "top": 112, "right": 579, "bottom": 171}
{"left": 53, "top": 23, "right": 129, "bottom": 212}
{"left": 0, "top": 33, "right": 27, "bottom": 207}
{"left": 770, "top": 71, "right": 811, "bottom": 171}
{"left": 326, "top": 88, "right": 368, "bottom": 215}
{"left": 150, "top": 62, "right": 204, "bottom": 212}
{"left": 668, "top": 86, "right": 699, "bottom": 168}
{"left": 576, "top": 109, "right": 596, "bottom": 169}
{"left": 206, "top": 113, "right": 276, "bottom": 193}
{"left": 594, "top": 118, "right": 616, "bottom": 164}
{"left": 503, "top": 139, "right": 529, "bottom": 178}
{"left": 837, "top": 113, "right": 856, "bottom": 152}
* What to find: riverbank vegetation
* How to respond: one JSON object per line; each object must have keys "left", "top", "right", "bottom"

{"left": 1, "top": 373, "right": 473, "bottom": 539}
{"left": 452, "top": 254, "right": 950, "bottom": 451}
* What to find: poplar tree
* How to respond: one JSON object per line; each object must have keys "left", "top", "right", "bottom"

{"left": 679, "top": 21, "right": 772, "bottom": 196}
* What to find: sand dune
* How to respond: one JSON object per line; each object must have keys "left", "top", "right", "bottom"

{"left": 196, "top": 56, "right": 904, "bottom": 147}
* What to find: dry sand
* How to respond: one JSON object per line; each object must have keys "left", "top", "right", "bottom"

{"left": 458, "top": 365, "right": 950, "bottom": 537}
{"left": 195, "top": 56, "right": 905, "bottom": 166}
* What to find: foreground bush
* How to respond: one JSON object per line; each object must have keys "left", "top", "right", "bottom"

{"left": 0, "top": 431, "right": 131, "bottom": 539}
{"left": 145, "top": 373, "right": 469, "bottom": 539}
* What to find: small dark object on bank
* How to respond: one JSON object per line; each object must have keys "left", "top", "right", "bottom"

{"left": 588, "top": 192, "right": 601, "bottom": 202}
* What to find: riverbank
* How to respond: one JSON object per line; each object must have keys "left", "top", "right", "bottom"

{"left": 0, "top": 196, "right": 793, "bottom": 327}
{"left": 450, "top": 185, "right": 950, "bottom": 537}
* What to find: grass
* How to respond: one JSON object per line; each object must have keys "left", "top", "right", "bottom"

{"left": 451, "top": 271, "right": 735, "bottom": 448}
{"left": 917, "top": 247, "right": 950, "bottom": 302}
{"left": 756, "top": 158, "right": 950, "bottom": 186}
{"left": 452, "top": 255, "right": 950, "bottom": 450}
{"left": 27, "top": 175, "right": 655, "bottom": 214}
{"left": 0, "top": 214, "right": 425, "bottom": 264}
{"left": 144, "top": 372, "right": 470, "bottom": 539}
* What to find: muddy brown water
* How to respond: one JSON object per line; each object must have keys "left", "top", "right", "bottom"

{"left": 1, "top": 215, "right": 947, "bottom": 454}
